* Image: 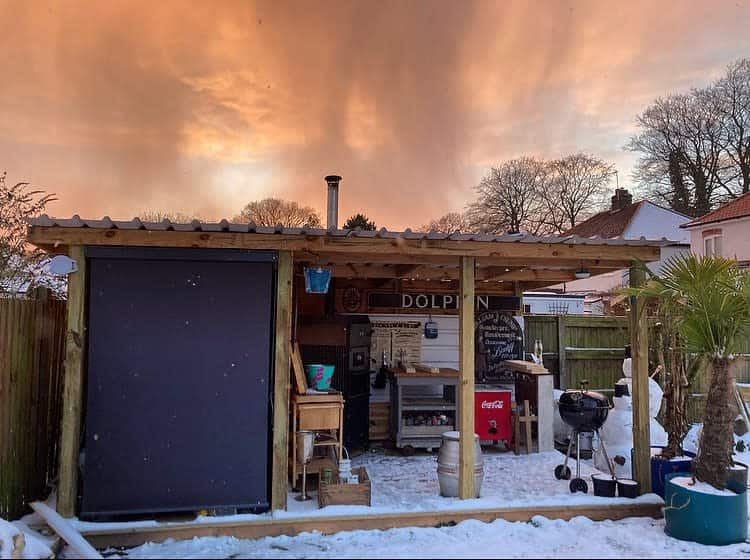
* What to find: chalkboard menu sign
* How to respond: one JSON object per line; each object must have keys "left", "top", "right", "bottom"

{"left": 474, "top": 311, "right": 523, "bottom": 383}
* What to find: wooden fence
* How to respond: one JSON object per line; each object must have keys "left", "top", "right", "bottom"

{"left": 524, "top": 313, "right": 750, "bottom": 421}
{"left": 0, "top": 290, "right": 66, "bottom": 520}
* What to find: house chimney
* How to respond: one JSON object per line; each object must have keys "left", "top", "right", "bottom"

{"left": 325, "top": 175, "right": 342, "bottom": 229}
{"left": 611, "top": 188, "right": 633, "bottom": 211}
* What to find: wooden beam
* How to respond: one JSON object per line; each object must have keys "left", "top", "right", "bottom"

{"left": 28, "top": 227, "right": 661, "bottom": 263}
{"left": 271, "top": 251, "right": 293, "bottom": 511}
{"left": 58, "top": 246, "right": 86, "bottom": 517}
{"left": 629, "top": 264, "right": 651, "bottom": 494}
{"left": 80, "top": 501, "right": 663, "bottom": 549}
{"left": 458, "top": 256, "right": 476, "bottom": 499}
{"left": 298, "top": 252, "right": 634, "bottom": 270}
{"left": 327, "top": 264, "right": 602, "bottom": 282}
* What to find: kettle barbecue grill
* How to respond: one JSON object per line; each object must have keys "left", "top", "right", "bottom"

{"left": 554, "top": 380, "right": 616, "bottom": 493}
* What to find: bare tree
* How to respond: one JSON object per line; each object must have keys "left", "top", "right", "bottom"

{"left": 420, "top": 211, "right": 473, "bottom": 233}
{"left": 541, "top": 153, "right": 615, "bottom": 232}
{"left": 232, "top": 198, "right": 321, "bottom": 228}
{"left": 713, "top": 58, "right": 750, "bottom": 194}
{"left": 139, "top": 209, "right": 202, "bottom": 223}
{"left": 467, "top": 158, "right": 549, "bottom": 235}
{"left": 0, "top": 172, "right": 55, "bottom": 296}
{"left": 628, "top": 91, "right": 727, "bottom": 217}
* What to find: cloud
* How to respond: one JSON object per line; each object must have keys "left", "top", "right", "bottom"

{"left": 1, "top": 0, "right": 750, "bottom": 228}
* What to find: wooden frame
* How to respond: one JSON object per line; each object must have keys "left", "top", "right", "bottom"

{"left": 29, "top": 222, "right": 661, "bottom": 514}
{"left": 629, "top": 265, "right": 651, "bottom": 493}
{"left": 28, "top": 227, "right": 660, "bottom": 265}
{"left": 57, "top": 246, "right": 86, "bottom": 517}
{"left": 271, "top": 251, "right": 293, "bottom": 511}
{"left": 79, "top": 501, "right": 664, "bottom": 549}
{"left": 458, "top": 256, "right": 476, "bottom": 499}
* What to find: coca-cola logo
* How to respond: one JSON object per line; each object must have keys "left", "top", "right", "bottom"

{"left": 481, "top": 400, "right": 504, "bottom": 409}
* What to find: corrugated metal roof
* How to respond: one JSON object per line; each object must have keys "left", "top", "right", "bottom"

{"left": 28, "top": 215, "right": 670, "bottom": 247}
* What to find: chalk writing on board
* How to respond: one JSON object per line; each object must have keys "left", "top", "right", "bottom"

{"left": 474, "top": 311, "right": 523, "bottom": 382}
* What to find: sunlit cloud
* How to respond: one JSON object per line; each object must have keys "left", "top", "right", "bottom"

{"left": 1, "top": 0, "right": 749, "bottom": 228}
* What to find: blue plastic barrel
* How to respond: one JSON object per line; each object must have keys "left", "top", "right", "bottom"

{"left": 664, "top": 472, "right": 748, "bottom": 545}
{"left": 650, "top": 446, "right": 695, "bottom": 498}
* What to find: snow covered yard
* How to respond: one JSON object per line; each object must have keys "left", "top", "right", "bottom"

{"left": 56, "top": 441, "right": 748, "bottom": 558}
{"left": 281, "top": 448, "right": 656, "bottom": 517}
{"left": 117, "top": 515, "right": 750, "bottom": 559}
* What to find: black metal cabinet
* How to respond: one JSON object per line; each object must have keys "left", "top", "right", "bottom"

{"left": 298, "top": 315, "right": 372, "bottom": 451}
{"left": 81, "top": 248, "right": 275, "bottom": 518}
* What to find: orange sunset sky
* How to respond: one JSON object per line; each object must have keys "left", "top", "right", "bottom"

{"left": 2, "top": 0, "right": 750, "bottom": 230}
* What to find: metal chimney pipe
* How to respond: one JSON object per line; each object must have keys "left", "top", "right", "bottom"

{"left": 325, "top": 175, "right": 342, "bottom": 230}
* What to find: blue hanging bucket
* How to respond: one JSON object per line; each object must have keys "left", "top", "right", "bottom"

{"left": 304, "top": 267, "right": 332, "bottom": 294}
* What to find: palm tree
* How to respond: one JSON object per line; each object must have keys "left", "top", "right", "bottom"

{"left": 627, "top": 255, "right": 750, "bottom": 489}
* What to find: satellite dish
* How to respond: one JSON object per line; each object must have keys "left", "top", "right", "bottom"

{"left": 48, "top": 255, "right": 78, "bottom": 276}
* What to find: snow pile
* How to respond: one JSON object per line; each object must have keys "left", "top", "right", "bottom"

{"left": 684, "top": 423, "right": 750, "bottom": 467}
{"left": 0, "top": 518, "right": 51, "bottom": 559}
{"left": 121, "top": 515, "right": 750, "bottom": 558}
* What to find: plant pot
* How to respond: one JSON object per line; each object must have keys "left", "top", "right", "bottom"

{"left": 649, "top": 446, "right": 695, "bottom": 498}
{"left": 591, "top": 473, "right": 617, "bottom": 497}
{"left": 617, "top": 478, "right": 640, "bottom": 498}
{"left": 664, "top": 472, "right": 748, "bottom": 545}
{"left": 727, "top": 461, "right": 748, "bottom": 494}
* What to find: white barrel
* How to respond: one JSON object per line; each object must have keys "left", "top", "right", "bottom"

{"left": 437, "top": 431, "right": 484, "bottom": 498}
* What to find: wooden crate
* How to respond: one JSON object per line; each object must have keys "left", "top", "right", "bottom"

{"left": 369, "top": 402, "right": 390, "bottom": 441}
{"left": 318, "top": 467, "right": 371, "bottom": 508}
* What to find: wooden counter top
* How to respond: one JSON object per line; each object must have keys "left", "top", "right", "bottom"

{"left": 392, "top": 367, "right": 460, "bottom": 378}
{"left": 500, "top": 359, "right": 551, "bottom": 376}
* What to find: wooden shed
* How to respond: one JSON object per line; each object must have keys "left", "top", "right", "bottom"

{"left": 27, "top": 215, "right": 663, "bottom": 529}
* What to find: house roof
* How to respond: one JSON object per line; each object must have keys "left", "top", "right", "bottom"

{"left": 562, "top": 202, "right": 645, "bottom": 239}
{"left": 563, "top": 201, "right": 690, "bottom": 240}
{"left": 681, "top": 192, "right": 750, "bottom": 228}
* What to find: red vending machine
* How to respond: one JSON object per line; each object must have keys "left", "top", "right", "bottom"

{"left": 474, "top": 386, "right": 512, "bottom": 444}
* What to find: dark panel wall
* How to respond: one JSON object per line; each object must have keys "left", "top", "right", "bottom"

{"left": 81, "top": 250, "right": 274, "bottom": 517}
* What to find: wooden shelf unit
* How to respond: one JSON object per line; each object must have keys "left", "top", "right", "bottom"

{"left": 390, "top": 369, "right": 460, "bottom": 451}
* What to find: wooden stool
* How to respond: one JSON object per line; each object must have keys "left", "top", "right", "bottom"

{"left": 513, "top": 400, "right": 538, "bottom": 454}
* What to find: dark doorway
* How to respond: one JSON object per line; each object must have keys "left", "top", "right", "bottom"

{"left": 81, "top": 248, "right": 275, "bottom": 518}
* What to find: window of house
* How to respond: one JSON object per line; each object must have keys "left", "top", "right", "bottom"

{"left": 704, "top": 234, "right": 723, "bottom": 256}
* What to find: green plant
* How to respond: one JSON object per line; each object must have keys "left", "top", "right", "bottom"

{"left": 626, "top": 255, "right": 750, "bottom": 489}
{"left": 343, "top": 213, "right": 376, "bottom": 231}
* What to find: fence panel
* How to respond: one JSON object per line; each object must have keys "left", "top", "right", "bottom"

{"left": 0, "top": 291, "right": 66, "bottom": 520}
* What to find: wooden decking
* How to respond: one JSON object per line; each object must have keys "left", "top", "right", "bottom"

{"left": 80, "top": 500, "right": 663, "bottom": 549}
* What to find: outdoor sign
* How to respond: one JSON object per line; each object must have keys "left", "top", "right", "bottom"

{"left": 474, "top": 311, "right": 524, "bottom": 383}
{"left": 367, "top": 292, "right": 520, "bottom": 313}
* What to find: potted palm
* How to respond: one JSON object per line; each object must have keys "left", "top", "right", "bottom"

{"left": 630, "top": 255, "right": 750, "bottom": 545}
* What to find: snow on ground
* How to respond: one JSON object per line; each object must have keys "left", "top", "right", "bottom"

{"left": 70, "top": 429, "right": 750, "bottom": 559}
{"left": 0, "top": 518, "right": 52, "bottom": 559}
{"left": 119, "top": 515, "right": 750, "bottom": 559}
{"left": 279, "top": 448, "right": 659, "bottom": 519}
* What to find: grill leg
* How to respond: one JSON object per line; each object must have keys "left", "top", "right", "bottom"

{"left": 562, "top": 431, "right": 575, "bottom": 471}
{"left": 575, "top": 432, "right": 581, "bottom": 479}
{"left": 595, "top": 429, "right": 616, "bottom": 478}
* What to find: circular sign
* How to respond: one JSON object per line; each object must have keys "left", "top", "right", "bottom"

{"left": 342, "top": 286, "right": 362, "bottom": 312}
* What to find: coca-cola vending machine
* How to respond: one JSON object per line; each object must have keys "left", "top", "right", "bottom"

{"left": 474, "top": 385, "right": 512, "bottom": 444}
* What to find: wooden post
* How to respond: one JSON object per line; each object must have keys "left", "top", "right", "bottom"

{"left": 556, "top": 316, "right": 567, "bottom": 389}
{"left": 629, "top": 264, "right": 651, "bottom": 493}
{"left": 271, "top": 251, "right": 293, "bottom": 511}
{"left": 458, "top": 256, "right": 475, "bottom": 499}
{"left": 57, "top": 246, "right": 86, "bottom": 517}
